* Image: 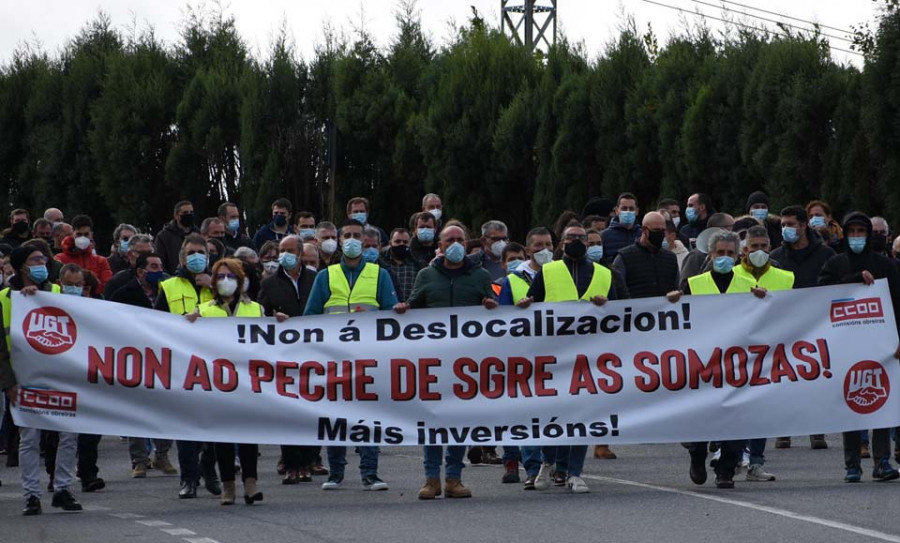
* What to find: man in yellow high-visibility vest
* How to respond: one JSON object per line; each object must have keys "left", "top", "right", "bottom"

{"left": 517, "top": 224, "right": 622, "bottom": 495}
{"left": 733, "top": 224, "right": 794, "bottom": 483}
{"left": 305, "top": 220, "right": 398, "bottom": 492}
{"left": 670, "top": 230, "right": 767, "bottom": 490}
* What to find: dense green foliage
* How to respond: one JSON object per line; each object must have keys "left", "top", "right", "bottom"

{"left": 1, "top": 4, "right": 898, "bottom": 242}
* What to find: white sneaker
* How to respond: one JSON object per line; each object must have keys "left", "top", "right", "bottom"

{"left": 534, "top": 463, "right": 552, "bottom": 490}
{"left": 567, "top": 476, "right": 589, "bottom": 494}
{"left": 740, "top": 450, "right": 751, "bottom": 468}
{"left": 745, "top": 464, "right": 776, "bottom": 482}
{"left": 321, "top": 476, "right": 343, "bottom": 490}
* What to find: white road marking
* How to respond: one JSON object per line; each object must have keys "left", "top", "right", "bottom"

{"left": 108, "top": 512, "right": 145, "bottom": 519}
{"left": 184, "top": 538, "right": 221, "bottom": 543}
{"left": 161, "top": 528, "right": 197, "bottom": 536}
{"left": 137, "top": 519, "right": 172, "bottom": 527}
{"left": 583, "top": 474, "right": 900, "bottom": 543}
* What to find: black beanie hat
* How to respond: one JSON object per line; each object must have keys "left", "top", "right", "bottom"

{"left": 10, "top": 245, "right": 38, "bottom": 273}
{"left": 746, "top": 191, "right": 769, "bottom": 210}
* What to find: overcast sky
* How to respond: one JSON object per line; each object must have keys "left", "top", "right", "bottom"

{"left": 0, "top": 0, "right": 880, "bottom": 66}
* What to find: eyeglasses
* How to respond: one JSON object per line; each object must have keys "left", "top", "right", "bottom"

{"left": 186, "top": 250, "right": 206, "bottom": 256}
{"left": 487, "top": 236, "right": 508, "bottom": 243}
{"left": 215, "top": 273, "right": 238, "bottom": 280}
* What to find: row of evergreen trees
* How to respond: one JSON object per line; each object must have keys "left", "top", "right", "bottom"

{"left": 1, "top": 2, "right": 899, "bottom": 242}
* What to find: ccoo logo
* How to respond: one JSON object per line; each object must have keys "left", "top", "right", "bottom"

{"left": 23, "top": 307, "right": 77, "bottom": 355}
{"left": 844, "top": 360, "right": 890, "bottom": 414}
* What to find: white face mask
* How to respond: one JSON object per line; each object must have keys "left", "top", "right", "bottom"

{"left": 748, "top": 249, "right": 769, "bottom": 268}
{"left": 672, "top": 216, "right": 681, "bottom": 228}
{"left": 242, "top": 277, "right": 250, "bottom": 293}
{"left": 74, "top": 236, "right": 91, "bottom": 250}
{"left": 490, "top": 240, "right": 508, "bottom": 258}
{"left": 429, "top": 208, "right": 442, "bottom": 221}
{"left": 262, "top": 261, "right": 279, "bottom": 274}
{"left": 305, "top": 265, "right": 318, "bottom": 273}
{"left": 533, "top": 248, "right": 554, "bottom": 266}
{"left": 321, "top": 239, "right": 338, "bottom": 255}
{"left": 217, "top": 277, "right": 238, "bottom": 297}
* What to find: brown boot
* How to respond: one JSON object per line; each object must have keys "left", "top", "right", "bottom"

{"left": 444, "top": 478, "right": 472, "bottom": 498}
{"left": 593, "top": 445, "right": 617, "bottom": 459}
{"left": 861, "top": 443, "right": 871, "bottom": 459}
{"left": 221, "top": 481, "right": 235, "bottom": 505}
{"left": 774, "top": 437, "right": 791, "bottom": 449}
{"left": 243, "top": 478, "right": 263, "bottom": 504}
{"left": 418, "top": 477, "right": 442, "bottom": 500}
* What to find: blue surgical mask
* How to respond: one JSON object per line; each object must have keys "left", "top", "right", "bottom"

{"left": 227, "top": 219, "right": 240, "bottom": 233}
{"left": 586, "top": 245, "right": 604, "bottom": 262}
{"left": 619, "top": 211, "right": 636, "bottom": 226}
{"left": 848, "top": 236, "right": 867, "bottom": 254}
{"left": 278, "top": 251, "right": 298, "bottom": 270}
{"left": 686, "top": 207, "right": 698, "bottom": 223}
{"left": 417, "top": 228, "right": 435, "bottom": 243}
{"left": 751, "top": 208, "right": 768, "bottom": 222}
{"left": 351, "top": 212, "right": 368, "bottom": 224}
{"left": 713, "top": 256, "right": 734, "bottom": 274}
{"left": 662, "top": 239, "right": 670, "bottom": 250}
{"left": 810, "top": 216, "right": 826, "bottom": 228}
{"left": 342, "top": 238, "right": 363, "bottom": 259}
{"left": 119, "top": 240, "right": 129, "bottom": 253}
{"left": 298, "top": 228, "right": 315, "bottom": 240}
{"left": 362, "top": 247, "right": 380, "bottom": 263}
{"left": 782, "top": 226, "right": 799, "bottom": 244}
{"left": 185, "top": 253, "right": 207, "bottom": 273}
{"left": 506, "top": 259, "right": 525, "bottom": 271}
{"left": 28, "top": 265, "right": 48, "bottom": 283}
{"left": 62, "top": 285, "right": 83, "bottom": 296}
{"left": 444, "top": 242, "right": 465, "bottom": 264}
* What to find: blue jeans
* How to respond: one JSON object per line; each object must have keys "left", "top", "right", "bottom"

{"left": 521, "top": 446, "right": 543, "bottom": 476}
{"left": 502, "top": 446, "right": 521, "bottom": 462}
{"left": 423, "top": 446, "right": 466, "bottom": 479}
{"left": 326, "top": 446, "right": 379, "bottom": 479}
{"left": 749, "top": 438, "right": 766, "bottom": 466}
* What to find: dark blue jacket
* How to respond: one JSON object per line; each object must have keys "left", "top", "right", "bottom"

{"left": 600, "top": 218, "right": 642, "bottom": 265}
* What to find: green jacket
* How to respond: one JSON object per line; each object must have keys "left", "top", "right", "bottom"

{"left": 407, "top": 257, "right": 495, "bottom": 309}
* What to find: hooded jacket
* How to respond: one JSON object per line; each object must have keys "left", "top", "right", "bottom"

{"left": 600, "top": 217, "right": 642, "bottom": 265}
{"left": 54, "top": 236, "right": 113, "bottom": 293}
{"left": 770, "top": 229, "right": 834, "bottom": 289}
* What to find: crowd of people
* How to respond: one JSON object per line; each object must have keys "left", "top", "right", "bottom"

{"left": 0, "top": 189, "right": 898, "bottom": 515}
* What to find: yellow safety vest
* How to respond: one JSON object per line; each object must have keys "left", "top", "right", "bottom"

{"left": 542, "top": 260, "right": 612, "bottom": 302}
{"left": 198, "top": 299, "right": 263, "bottom": 318}
{"left": 159, "top": 276, "right": 213, "bottom": 315}
{"left": 323, "top": 263, "right": 379, "bottom": 314}
{"left": 688, "top": 271, "right": 756, "bottom": 295}
{"left": 1, "top": 284, "right": 62, "bottom": 351}
{"left": 508, "top": 273, "right": 531, "bottom": 304}
{"left": 733, "top": 264, "right": 794, "bottom": 291}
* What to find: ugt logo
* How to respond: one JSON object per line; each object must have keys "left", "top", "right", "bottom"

{"left": 844, "top": 360, "right": 890, "bottom": 414}
{"left": 23, "top": 307, "right": 77, "bottom": 355}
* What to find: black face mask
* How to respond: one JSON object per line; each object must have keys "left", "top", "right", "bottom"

{"left": 12, "top": 221, "right": 29, "bottom": 235}
{"left": 870, "top": 233, "right": 888, "bottom": 254}
{"left": 648, "top": 230, "right": 665, "bottom": 249}
{"left": 178, "top": 213, "right": 194, "bottom": 228}
{"left": 391, "top": 245, "right": 410, "bottom": 260}
{"left": 564, "top": 240, "right": 586, "bottom": 259}
{"left": 273, "top": 214, "right": 287, "bottom": 227}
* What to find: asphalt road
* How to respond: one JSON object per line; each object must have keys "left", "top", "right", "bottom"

{"left": 2, "top": 434, "right": 900, "bottom": 543}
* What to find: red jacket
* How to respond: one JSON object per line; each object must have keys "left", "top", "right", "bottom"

{"left": 55, "top": 236, "right": 113, "bottom": 294}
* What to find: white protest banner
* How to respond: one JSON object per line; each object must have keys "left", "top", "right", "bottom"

{"left": 8, "top": 280, "right": 900, "bottom": 446}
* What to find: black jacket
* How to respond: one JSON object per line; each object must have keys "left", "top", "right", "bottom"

{"left": 613, "top": 242, "right": 679, "bottom": 299}
{"left": 109, "top": 277, "right": 155, "bottom": 309}
{"left": 770, "top": 232, "right": 835, "bottom": 289}
{"left": 103, "top": 269, "right": 136, "bottom": 300}
{"left": 155, "top": 221, "right": 199, "bottom": 275}
{"left": 258, "top": 266, "right": 316, "bottom": 317}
